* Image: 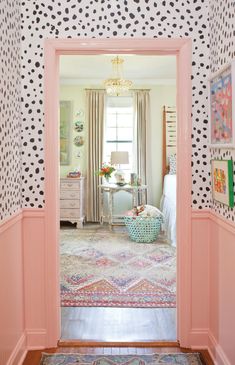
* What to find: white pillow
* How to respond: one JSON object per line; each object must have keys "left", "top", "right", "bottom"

{"left": 139, "top": 205, "right": 163, "bottom": 218}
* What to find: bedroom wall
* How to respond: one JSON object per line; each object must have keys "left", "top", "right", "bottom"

{"left": 148, "top": 84, "right": 176, "bottom": 207}
{"left": 20, "top": 0, "right": 210, "bottom": 210}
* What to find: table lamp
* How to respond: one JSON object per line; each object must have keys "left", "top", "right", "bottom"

{"left": 110, "top": 151, "right": 129, "bottom": 185}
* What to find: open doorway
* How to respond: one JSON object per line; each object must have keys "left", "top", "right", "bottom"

{"left": 59, "top": 54, "right": 177, "bottom": 341}
{"left": 44, "top": 38, "right": 192, "bottom": 348}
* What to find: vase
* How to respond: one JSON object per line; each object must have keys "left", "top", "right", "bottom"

{"left": 104, "top": 176, "right": 110, "bottom": 184}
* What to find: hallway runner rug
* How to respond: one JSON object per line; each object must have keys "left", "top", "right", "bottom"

{"left": 60, "top": 228, "right": 176, "bottom": 308}
{"left": 40, "top": 353, "right": 203, "bottom": 365}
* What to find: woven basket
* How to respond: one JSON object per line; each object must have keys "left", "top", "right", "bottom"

{"left": 124, "top": 215, "right": 163, "bottom": 243}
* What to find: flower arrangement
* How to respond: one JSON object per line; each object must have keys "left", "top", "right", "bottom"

{"left": 96, "top": 163, "right": 115, "bottom": 179}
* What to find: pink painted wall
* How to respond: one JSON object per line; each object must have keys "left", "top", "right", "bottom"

{"left": 0, "top": 210, "right": 47, "bottom": 364}
{"left": 191, "top": 214, "right": 210, "bottom": 332}
{"left": 23, "top": 211, "right": 47, "bottom": 348}
{"left": 0, "top": 210, "right": 234, "bottom": 365}
{"left": 0, "top": 213, "right": 26, "bottom": 365}
{"left": 209, "top": 216, "right": 235, "bottom": 364}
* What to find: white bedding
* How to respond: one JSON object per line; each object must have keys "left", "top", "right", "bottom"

{"left": 160, "top": 174, "right": 176, "bottom": 246}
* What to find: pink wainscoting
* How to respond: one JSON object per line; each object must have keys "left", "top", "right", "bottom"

{"left": 22, "top": 209, "right": 47, "bottom": 349}
{"left": 0, "top": 211, "right": 26, "bottom": 365}
{"left": 209, "top": 213, "right": 235, "bottom": 365}
{"left": 1, "top": 208, "right": 235, "bottom": 365}
{"left": 191, "top": 211, "right": 210, "bottom": 347}
{"left": 192, "top": 210, "right": 235, "bottom": 365}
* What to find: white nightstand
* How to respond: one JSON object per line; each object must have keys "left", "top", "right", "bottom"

{"left": 60, "top": 177, "right": 85, "bottom": 228}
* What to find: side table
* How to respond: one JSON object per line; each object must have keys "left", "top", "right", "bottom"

{"left": 99, "top": 183, "right": 147, "bottom": 229}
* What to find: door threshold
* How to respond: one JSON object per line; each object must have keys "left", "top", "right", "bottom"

{"left": 58, "top": 340, "right": 179, "bottom": 347}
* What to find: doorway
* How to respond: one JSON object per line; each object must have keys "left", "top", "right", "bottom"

{"left": 44, "top": 38, "right": 192, "bottom": 348}
{"left": 59, "top": 53, "right": 177, "bottom": 341}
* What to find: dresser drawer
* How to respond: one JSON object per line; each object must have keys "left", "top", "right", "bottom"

{"left": 60, "top": 208, "right": 81, "bottom": 218}
{"left": 60, "top": 199, "right": 80, "bottom": 209}
{"left": 60, "top": 180, "right": 80, "bottom": 190}
{"left": 60, "top": 190, "right": 80, "bottom": 200}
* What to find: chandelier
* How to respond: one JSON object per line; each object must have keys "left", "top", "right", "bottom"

{"left": 104, "top": 56, "right": 133, "bottom": 96}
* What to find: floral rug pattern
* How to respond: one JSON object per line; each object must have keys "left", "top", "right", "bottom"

{"left": 40, "top": 353, "right": 203, "bottom": 365}
{"left": 60, "top": 228, "right": 176, "bottom": 308}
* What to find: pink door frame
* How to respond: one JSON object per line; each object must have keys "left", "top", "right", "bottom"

{"left": 44, "top": 38, "right": 192, "bottom": 347}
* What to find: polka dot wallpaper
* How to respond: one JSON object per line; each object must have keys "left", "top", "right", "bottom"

{"left": 1, "top": 1, "right": 234, "bottom": 220}
{"left": 209, "top": 0, "right": 235, "bottom": 222}
{"left": 0, "top": 0, "right": 21, "bottom": 220}
{"left": 20, "top": 0, "right": 210, "bottom": 210}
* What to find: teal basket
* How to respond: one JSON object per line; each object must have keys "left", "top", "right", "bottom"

{"left": 124, "top": 215, "right": 163, "bottom": 243}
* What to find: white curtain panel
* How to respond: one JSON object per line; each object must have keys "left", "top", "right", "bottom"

{"left": 86, "top": 90, "right": 106, "bottom": 222}
{"left": 134, "top": 90, "right": 150, "bottom": 190}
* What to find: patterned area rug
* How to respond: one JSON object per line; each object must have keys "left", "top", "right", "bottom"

{"left": 60, "top": 228, "right": 176, "bottom": 308}
{"left": 40, "top": 353, "right": 203, "bottom": 365}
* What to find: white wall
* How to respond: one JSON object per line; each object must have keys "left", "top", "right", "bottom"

{"left": 59, "top": 85, "right": 87, "bottom": 178}
{"left": 148, "top": 85, "right": 176, "bottom": 207}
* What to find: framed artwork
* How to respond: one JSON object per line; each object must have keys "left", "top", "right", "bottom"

{"left": 74, "top": 121, "right": 84, "bottom": 132}
{"left": 209, "top": 61, "right": 235, "bottom": 147}
{"left": 60, "top": 100, "right": 72, "bottom": 165}
{"left": 211, "top": 159, "right": 234, "bottom": 208}
{"left": 74, "top": 135, "right": 84, "bottom": 146}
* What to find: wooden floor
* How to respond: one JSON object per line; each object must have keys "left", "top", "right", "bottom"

{"left": 61, "top": 307, "right": 176, "bottom": 341}
{"left": 23, "top": 346, "right": 214, "bottom": 365}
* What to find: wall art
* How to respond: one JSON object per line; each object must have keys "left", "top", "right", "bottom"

{"left": 74, "top": 135, "right": 84, "bottom": 147}
{"left": 74, "top": 121, "right": 84, "bottom": 132}
{"left": 211, "top": 159, "right": 234, "bottom": 207}
{"left": 209, "top": 61, "right": 235, "bottom": 147}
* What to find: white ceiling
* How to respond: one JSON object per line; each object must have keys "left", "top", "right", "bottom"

{"left": 59, "top": 55, "right": 176, "bottom": 85}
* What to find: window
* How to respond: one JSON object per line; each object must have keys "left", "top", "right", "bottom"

{"left": 104, "top": 96, "right": 134, "bottom": 174}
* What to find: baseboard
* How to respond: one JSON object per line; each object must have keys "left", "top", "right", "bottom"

{"left": 6, "top": 333, "right": 27, "bottom": 365}
{"left": 25, "top": 329, "right": 47, "bottom": 350}
{"left": 189, "top": 328, "right": 209, "bottom": 349}
{"left": 189, "top": 329, "right": 231, "bottom": 364}
{"left": 208, "top": 331, "right": 231, "bottom": 365}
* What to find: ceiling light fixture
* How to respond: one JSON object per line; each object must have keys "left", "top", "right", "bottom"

{"left": 104, "top": 56, "right": 133, "bottom": 96}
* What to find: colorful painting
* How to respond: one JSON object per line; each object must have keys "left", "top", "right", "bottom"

{"left": 210, "top": 61, "right": 235, "bottom": 147}
{"left": 211, "top": 159, "right": 234, "bottom": 207}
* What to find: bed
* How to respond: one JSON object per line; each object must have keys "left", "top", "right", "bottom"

{"left": 160, "top": 174, "right": 176, "bottom": 246}
{"left": 160, "top": 106, "right": 177, "bottom": 246}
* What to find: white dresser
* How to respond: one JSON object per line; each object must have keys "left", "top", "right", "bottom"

{"left": 60, "top": 177, "right": 85, "bottom": 228}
